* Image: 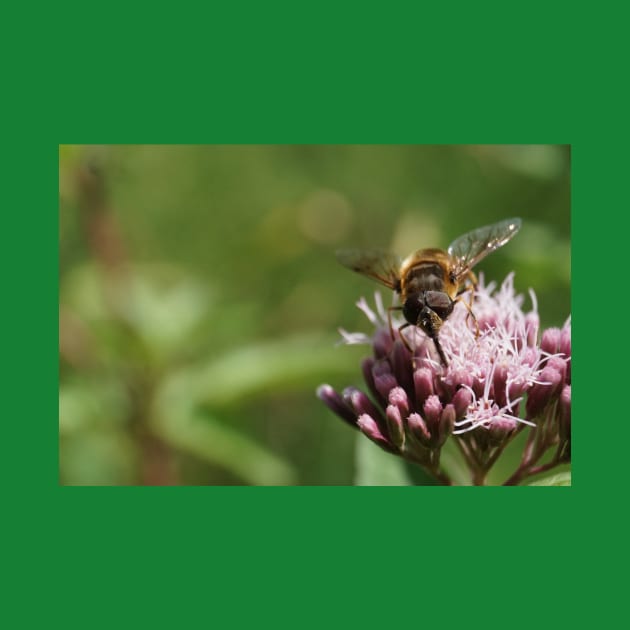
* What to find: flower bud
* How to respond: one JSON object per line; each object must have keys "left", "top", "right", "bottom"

{"left": 546, "top": 356, "right": 567, "bottom": 386}
{"left": 361, "top": 356, "right": 377, "bottom": 391}
{"left": 357, "top": 414, "right": 396, "bottom": 453}
{"left": 373, "top": 327, "right": 394, "bottom": 358}
{"left": 447, "top": 369, "right": 474, "bottom": 392}
{"left": 522, "top": 347, "right": 539, "bottom": 368}
{"left": 559, "top": 323, "right": 571, "bottom": 357}
{"left": 423, "top": 395, "right": 443, "bottom": 439}
{"left": 488, "top": 417, "right": 518, "bottom": 445}
{"left": 391, "top": 339, "right": 413, "bottom": 397}
{"left": 541, "top": 327, "right": 561, "bottom": 355}
{"left": 374, "top": 372, "right": 398, "bottom": 400}
{"left": 437, "top": 404, "right": 456, "bottom": 445}
{"left": 413, "top": 368, "right": 434, "bottom": 407}
{"left": 371, "top": 358, "right": 391, "bottom": 378}
{"left": 385, "top": 405, "right": 405, "bottom": 448}
{"left": 316, "top": 384, "right": 357, "bottom": 427}
{"left": 558, "top": 384, "right": 571, "bottom": 462}
{"left": 388, "top": 386, "right": 409, "bottom": 417}
{"left": 343, "top": 387, "right": 389, "bottom": 439}
{"left": 343, "top": 387, "right": 375, "bottom": 417}
{"left": 471, "top": 376, "right": 485, "bottom": 399}
{"left": 477, "top": 313, "right": 498, "bottom": 332}
{"left": 452, "top": 387, "right": 473, "bottom": 419}
{"left": 559, "top": 325, "right": 571, "bottom": 384}
{"left": 362, "top": 357, "right": 387, "bottom": 408}
{"left": 558, "top": 392, "right": 571, "bottom": 462}
{"left": 407, "top": 412, "right": 431, "bottom": 447}
{"left": 492, "top": 364, "right": 509, "bottom": 408}
{"left": 525, "top": 311, "right": 539, "bottom": 347}
{"left": 525, "top": 367, "right": 562, "bottom": 419}
{"left": 559, "top": 384, "right": 571, "bottom": 442}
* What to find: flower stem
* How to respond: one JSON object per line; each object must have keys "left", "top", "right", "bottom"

{"left": 502, "top": 455, "right": 561, "bottom": 486}
{"left": 431, "top": 468, "right": 453, "bottom": 486}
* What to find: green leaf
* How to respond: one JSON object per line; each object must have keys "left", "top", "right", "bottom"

{"left": 60, "top": 262, "right": 212, "bottom": 364}
{"left": 527, "top": 471, "right": 571, "bottom": 486}
{"left": 162, "top": 333, "right": 356, "bottom": 408}
{"left": 439, "top": 440, "right": 472, "bottom": 486}
{"left": 150, "top": 405, "right": 297, "bottom": 486}
{"left": 59, "top": 379, "right": 129, "bottom": 434}
{"left": 149, "top": 332, "right": 359, "bottom": 484}
{"left": 354, "top": 436, "right": 411, "bottom": 486}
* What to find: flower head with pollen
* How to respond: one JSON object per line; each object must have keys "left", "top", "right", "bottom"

{"left": 318, "top": 273, "right": 571, "bottom": 485}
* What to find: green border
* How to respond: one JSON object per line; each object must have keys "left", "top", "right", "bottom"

{"left": 6, "top": 5, "right": 595, "bottom": 628}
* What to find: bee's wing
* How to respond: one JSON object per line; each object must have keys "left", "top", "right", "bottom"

{"left": 447, "top": 217, "right": 521, "bottom": 279}
{"left": 336, "top": 248, "right": 402, "bottom": 291}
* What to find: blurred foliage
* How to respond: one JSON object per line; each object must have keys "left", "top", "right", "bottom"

{"left": 59, "top": 145, "right": 570, "bottom": 485}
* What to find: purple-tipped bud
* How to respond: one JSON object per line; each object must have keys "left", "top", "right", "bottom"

{"left": 507, "top": 379, "right": 528, "bottom": 401}
{"left": 492, "top": 364, "right": 509, "bottom": 408}
{"left": 342, "top": 387, "right": 388, "bottom": 438}
{"left": 373, "top": 327, "right": 394, "bottom": 358}
{"left": 525, "top": 312, "right": 539, "bottom": 347}
{"left": 478, "top": 313, "right": 498, "bottom": 332}
{"left": 559, "top": 384, "right": 571, "bottom": 440}
{"left": 374, "top": 372, "right": 398, "bottom": 400}
{"left": 448, "top": 369, "right": 474, "bottom": 391}
{"left": 471, "top": 376, "right": 485, "bottom": 399}
{"left": 526, "top": 367, "right": 562, "bottom": 419}
{"left": 413, "top": 367, "right": 434, "bottom": 407}
{"left": 488, "top": 417, "right": 518, "bottom": 445}
{"left": 362, "top": 357, "right": 387, "bottom": 408}
{"left": 541, "top": 327, "right": 561, "bottom": 355}
{"left": 391, "top": 339, "right": 413, "bottom": 397}
{"left": 385, "top": 404, "right": 405, "bottom": 448}
{"left": 407, "top": 412, "right": 431, "bottom": 447}
{"left": 452, "top": 387, "right": 473, "bottom": 419}
{"left": 522, "top": 347, "right": 539, "bottom": 368}
{"left": 558, "top": 384, "right": 571, "bottom": 461}
{"left": 559, "top": 325, "right": 571, "bottom": 384}
{"left": 357, "top": 414, "right": 396, "bottom": 453}
{"left": 438, "top": 404, "right": 456, "bottom": 445}
{"left": 316, "top": 384, "right": 358, "bottom": 427}
{"left": 371, "top": 358, "right": 392, "bottom": 378}
{"left": 546, "top": 356, "right": 567, "bottom": 386}
{"left": 361, "top": 357, "right": 377, "bottom": 391}
{"left": 388, "top": 386, "right": 409, "bottom": 417}
{"left": 423, "top": 395, "right": 443, "bottom": 436}
{"left": 559, "top": 326, "right": 571, "bottom": 359}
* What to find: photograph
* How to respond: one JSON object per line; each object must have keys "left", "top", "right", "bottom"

{"left": 59, "top": 144, "right": 571, "bottom": 486}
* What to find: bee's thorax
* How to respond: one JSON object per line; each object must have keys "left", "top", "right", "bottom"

{"left": 402, "top": 262, "right": 446, "bottom": 294}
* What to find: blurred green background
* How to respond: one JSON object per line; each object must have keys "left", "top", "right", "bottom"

{"left": 59, "top": 145, "right": 571, "bottom": 485}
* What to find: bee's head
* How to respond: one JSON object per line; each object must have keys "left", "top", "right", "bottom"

{"left": 403, "top": 291, "right": 453, "bottom": 335}
{"left": 402, "top": 292, "right": 425, "bottom": 327}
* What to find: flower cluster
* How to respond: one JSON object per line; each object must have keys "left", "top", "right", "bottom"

{"left": 318, "top": 274, "right": 571, "bottom": 485}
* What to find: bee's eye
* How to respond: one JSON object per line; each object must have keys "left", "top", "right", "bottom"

{"left": 402, "top": 294, "right": 423, "bottom": 324}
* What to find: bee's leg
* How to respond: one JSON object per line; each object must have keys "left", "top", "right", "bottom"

{"left": 397, "top": 322, "right": 422, "bottom": 370}
{"left": 387, "top": 305, "right": 404, "bottom": 340}
{"left": 456, "top": 271, "right": 479, "bottom": 338}
{"left": 432, "top": 335, "right": 449, "bottom": 368}
{"left": 454, "top": 295, "right": 480, "bottom": 338}
{"left": 419, "top": 308, "right": 448, "bottom": 368}
{"left": 463, "top": 270, "right": 478, "bottom": 292}
{"left": 396, "top": 322, "right": 414, "bottom": 354}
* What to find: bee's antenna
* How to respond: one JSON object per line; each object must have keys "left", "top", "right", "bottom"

{"left": 433, "top": 336, "right": 449, "bottom": 368}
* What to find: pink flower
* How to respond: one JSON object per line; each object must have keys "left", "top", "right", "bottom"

{"left": 318, "top": 274, "right": 571, "bottom": 485}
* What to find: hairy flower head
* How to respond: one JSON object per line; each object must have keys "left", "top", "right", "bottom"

{"left": 318, "top": 273, "right": 571, "bottom": 484}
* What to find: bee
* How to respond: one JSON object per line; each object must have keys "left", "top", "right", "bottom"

{"left": 337, "top": 217, "right": 522, "bottom": 367}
